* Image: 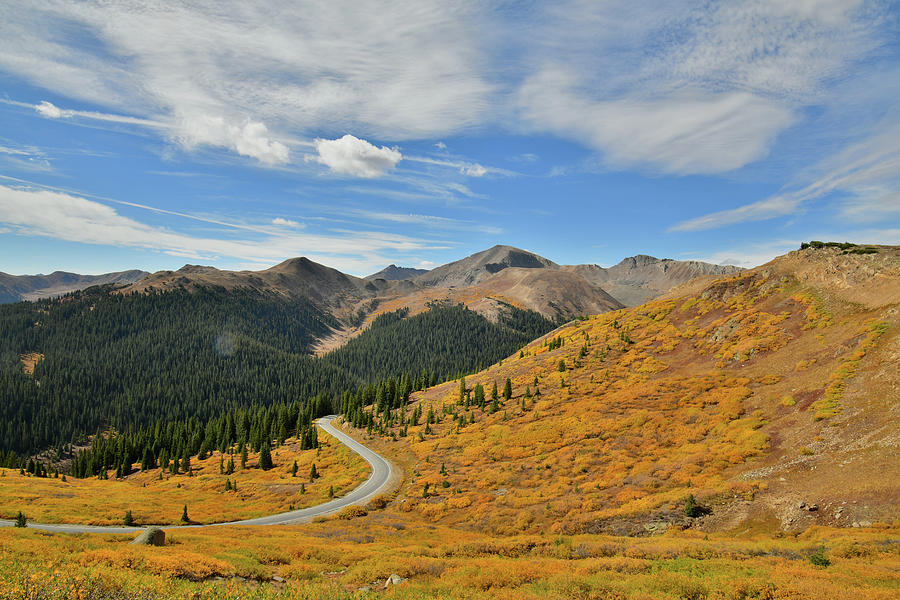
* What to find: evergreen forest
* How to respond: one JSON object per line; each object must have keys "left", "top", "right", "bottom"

{"left": 0, "top": 285, "right": 558, "bottom": 469}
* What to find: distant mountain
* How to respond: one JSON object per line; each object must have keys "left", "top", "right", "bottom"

{"left": 0, "top": 270, "right": 148, "bottom": 303}
{"left": 565, "top": 254, "right": 744, "bottom": 306}
{"left": 121, "top": 246, "right": 742, "bottom": 342}
{"left": 412, "top": 245, "right": 557, "bottom": 288}
{"left": 365, "top": 264, "right": 428, "bottom": 281}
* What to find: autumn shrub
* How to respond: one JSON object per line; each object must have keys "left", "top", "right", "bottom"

{"left": 808, "top": 547, "right": 830, "bottom": 567}
{"left": 337, "top": 506, "right": 368, "bottom": 520}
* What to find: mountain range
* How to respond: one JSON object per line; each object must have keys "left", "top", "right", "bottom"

{"left": 119, "top": 245, "right": 740, "bottom": 347}
{"left": 0, "top": 270, "right": 148, "bottom": 304}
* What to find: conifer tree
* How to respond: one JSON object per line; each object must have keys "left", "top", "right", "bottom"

{"left": 240, "top": 445, "right": 248, "bottom": 469}
{"left": 124, "top": 510, "right": 134, "bottom": 526}
{"left": 504, "top": 378, "right": 512, "bottom": 400}
{"left": 258, "top": 443, "right": 273, "bottom": 470}
{"left": 474, "top": 384, "right": 485, "bottom": 408}
{"left": 14, "top": 511, "right": 27, "bottom": 527}
{"left": 309, "top": 463, "right": 318, "bottom": 481}
{"left": 180, "top": 505, "right": 189, "bottom": 524}
{"left": 291, "top": 460, "right": 298, "bottom": 477}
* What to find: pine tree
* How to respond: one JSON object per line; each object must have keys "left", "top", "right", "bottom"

{"left": 226, "top": 456, "right": 235, "bottom": 474}
{"left": 14, "top": 511, "right": 26, "bottom": 528}
{"left": 504, "top": 378, "right": 512, "bottom": 400}
{"left": 240, "top": 445, "right": 248, "bottom": 469}
{"left": 258, "top": 443, "right": 273, "bottom": 470}
{"left": 225, "top": 479, "right": 232, "bottom": 491}
{"left": 458, "top": 377, "right": 466, "bottom": 404}
{"left": 491, "top": 382, "right": 499, "bottom": 402}
{"left": 309, "top": 463, "right": 318, "bottom": 481}
{"left": 180, "top": 505, "right": 189, "bottom": 524}
{"left": 124, "top": 510, "right": 134, "bottom": 526}
{"left": 328, "top": 485, "right": 334, "bottom": 498}
{"left": 291, "top": 460, "right": 298, "bottom": 477}
{"left": 474, "top": 384, "right": 485, "bottom": 408}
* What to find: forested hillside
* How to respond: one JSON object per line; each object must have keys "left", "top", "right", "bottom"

{"left": 0, "top": 286, "right": 556, "bottom": 459}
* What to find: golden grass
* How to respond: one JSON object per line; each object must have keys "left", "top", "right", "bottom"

{"left": 0, "top": 517, "right": 897, "bottom": 599}
{"left": 0, "top": 430, "right": 369, "bottom": 526}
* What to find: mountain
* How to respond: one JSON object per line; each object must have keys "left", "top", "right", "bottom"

{"left": 412, "top": 245, "right": 558, "bottom": 288}
{"left": 348, "top": 243, "right": 899, "bottom": 535}
{"left": 565, "top": 254, "right": 744, "bottom": 306}
{"left": 364, "top": 264, "right": 428, "bottom": 280}
{"left": 0, "top": 270, "right": 148, "bottom": 303}
{"left": 121, "top": 246, "right": 742, "bottom": 349}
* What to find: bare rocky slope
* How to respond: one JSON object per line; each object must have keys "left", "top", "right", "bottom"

{"left": 0, "top": 270, "right": 148, "bottom": 304}
{"left": 566, "top": 254, "right": 744, "bottom": 306}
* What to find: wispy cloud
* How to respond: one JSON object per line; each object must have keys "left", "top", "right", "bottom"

{"left": 670, "top": 117, "right": 900, "bottom": 231}
{"left": 0, "top": 182, "right": 448, "bottom": 274}
{"left": 514, "top": 0, "right": 883, "bottom": 174}
{"left": 346, "top": 208, "right": 502, "bottom": 235}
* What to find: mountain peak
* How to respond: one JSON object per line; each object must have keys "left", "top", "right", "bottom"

{"left": 365, "top": 264, "right": 429, "bottom": 281}
{"left": 413, "top": 245, "right": 557, "bottom": 288}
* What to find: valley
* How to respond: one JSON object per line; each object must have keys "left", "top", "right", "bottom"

{"left": 0, "top": 243, "right": 898, "bottom": 600}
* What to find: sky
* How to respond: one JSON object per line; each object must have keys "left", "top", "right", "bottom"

{"left": 1, "top": 1, "right": 899, "bottom": 277}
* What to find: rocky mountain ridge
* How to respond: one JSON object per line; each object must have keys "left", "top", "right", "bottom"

{"left": 0, "top": 269, "right": 149, "bottom": 303}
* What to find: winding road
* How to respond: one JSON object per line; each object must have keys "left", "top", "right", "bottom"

{"left": 0, "top": 416, "right": 394, "bottom": 535}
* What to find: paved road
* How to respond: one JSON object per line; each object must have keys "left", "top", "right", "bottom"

{"left": 0, "top": 415, "right": 393, "bottom": 535}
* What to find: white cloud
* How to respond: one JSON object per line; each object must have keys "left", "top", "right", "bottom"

{"left": 521, "top": 71, "right": 794, "bottom": 174}
{"left": 461, "top": 164, "right": 487, "bottom": 177}
{"left": 670, "top": 117, "right": 900, "bottom": 231}
{"left": 35, "top": 100, "right": 62, "bottom": 118}
{"left": 272, "top": 217, "right": 300, "bottom": 227}
{"left": 0, "top": 1, "right": 492, "bottom": 148}
{"left": 311, "top": 135, "right": 401, "bottom": 178}
{"left": 0, "top": 0, "right": 892, "bottom": 177}
{"left": 434, "top": 142, "right": 447, "bottom": 150}
{"left": 177, "top": 115, "right": 289, "bottom": 165}
{"left": 513, "top": 0, "right": 881, "bottom": 174}
{"left": 670, "top": 195, "right": 802, "bottom": 232}
{"left": 0, "top": 184, "right": 444, "bottom": 275}
{"left": 347, "top": 208, "right": 501, "bottom": 234}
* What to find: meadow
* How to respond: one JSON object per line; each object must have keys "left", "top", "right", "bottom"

{"left": 0, "top": 516, "right": 897, "bottom": 599}
{"left": 0, "top": 430, "right": 368, "bottom": 526}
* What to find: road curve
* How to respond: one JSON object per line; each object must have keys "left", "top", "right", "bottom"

{"left": 0, "top": 416, "right": 393, "bottom": 535}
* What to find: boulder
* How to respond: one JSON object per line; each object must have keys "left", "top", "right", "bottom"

{"left": 384, "top": 574, "right": 406, "bottom": 589}
{"left": 130, "top": 527, "right": 165, "bottom": 546}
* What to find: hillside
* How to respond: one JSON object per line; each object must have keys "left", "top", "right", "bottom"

{"left": 344, "top": 244, "right": 899, "bottom": 535}
{"left": 0, "top": 269, "right": 148, "bottom": 303}
{"left": 0, "top": 285, "right": 556, "bottom": 456}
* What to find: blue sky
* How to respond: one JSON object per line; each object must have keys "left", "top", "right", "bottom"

{"left": 1, "top": 1, "right": 898, "bottom": 276}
